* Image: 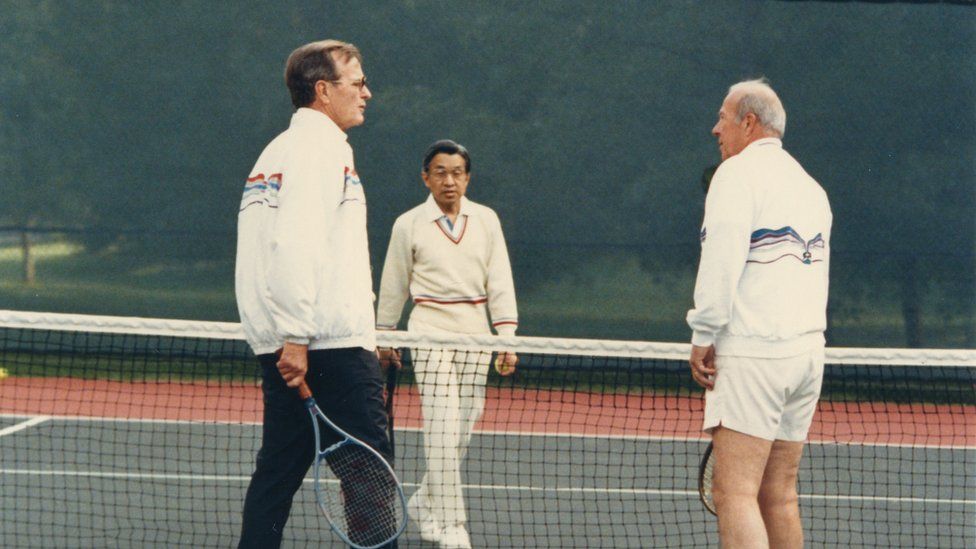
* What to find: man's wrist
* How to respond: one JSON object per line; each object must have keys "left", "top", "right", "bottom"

{"left": 281, "top": 341, "right": 309, "bottom": 362}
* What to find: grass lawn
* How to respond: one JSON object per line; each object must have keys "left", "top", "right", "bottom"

{"left": 0, "top": 240, "right": 972, "bottom": 348}
{"left": 0, "top": 241, "right": 239, "bottom": 320}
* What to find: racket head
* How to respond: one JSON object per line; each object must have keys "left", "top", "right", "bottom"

{"left": 313, "top": 439, "right": 407, "bottom": 548}
{"left": 299, "top": 382, "right": 407, "bottom": 548}
{"left": 698, "top": 441, "right": 718, "bottom": 516}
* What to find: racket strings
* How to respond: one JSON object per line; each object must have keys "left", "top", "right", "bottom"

{"left": 321, "top": 444, "right": 405, "bottom": 546}
{"left": 699, "top": 445, "right": 717, "bottom": 516}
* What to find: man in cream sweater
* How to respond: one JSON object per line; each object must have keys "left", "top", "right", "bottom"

{"left": 687, "top": 79, "right": 831, "bottom": 549}
{"left": 377, "top": 140, "right": 518, "bottom": 549}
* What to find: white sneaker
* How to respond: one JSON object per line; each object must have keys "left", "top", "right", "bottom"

{"left": 407, "top": 491, "right": 441, "bottom": 542}
{"left": 437, "top": 525, "right": 472, "bottom": 549}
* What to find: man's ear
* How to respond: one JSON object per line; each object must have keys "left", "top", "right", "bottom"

{"left": 744, "top": 112, "right": 758, "bottom": 132}
{"left": 315, "top": 80, "right": 330, "bottom": 103}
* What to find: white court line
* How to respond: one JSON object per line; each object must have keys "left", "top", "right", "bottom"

{"left": 1, "top": 412, "right": 973, "bottom": 450}
{"left": 472, "top": 428, "right": 976, "bottom": 451}
{"left": 0, "top": 412, "right": 260, "bottom": 426}
{"left": 0, "top": 416, "right": 51, "bottom": 437}
{"left": 801, "top": 493, "right": 976, "bottom": 506}
{"left": 0, "top": 468, "right": 973, "bottom": 507}
{"left": 0, "top": 469, "right": 250, "bottom": 482}
{"left": 463, "top": 484, "right": 976, "bottom": 507}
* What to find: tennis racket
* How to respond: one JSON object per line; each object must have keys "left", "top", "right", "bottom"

{"left": 297, "top": 381, "right": 407, "bottom": 548}
{"left": 698, "top": 441, "right": 717, "bottom": 516}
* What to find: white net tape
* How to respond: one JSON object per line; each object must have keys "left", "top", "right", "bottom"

{"left": 0, "top": 309, "right": 973, "bottom": 366}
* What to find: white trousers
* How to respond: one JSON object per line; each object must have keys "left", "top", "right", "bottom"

{"left": 410, "top": 323, "right": 491, "bottom": 528}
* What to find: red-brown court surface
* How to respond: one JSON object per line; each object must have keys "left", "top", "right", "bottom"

{"left": 1, "top": 376, "right": 973, "bottom": 447}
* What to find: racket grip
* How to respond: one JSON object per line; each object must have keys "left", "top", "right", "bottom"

{"left": 297, "top": 381, "right": 312, "bottom": 401}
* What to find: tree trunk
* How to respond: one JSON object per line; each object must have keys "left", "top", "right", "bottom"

{"left": 899, "top": 256, "right": 922, "bottom": 347}
{"left": 21, "top": 229, "right": 35, "bottom": 285}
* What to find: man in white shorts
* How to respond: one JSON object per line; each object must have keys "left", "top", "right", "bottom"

{"left": 376, "top": 139, "right": 518, "bottom": 549}
{"left": 687, "top": 79, "right": 832, "bottom": 548}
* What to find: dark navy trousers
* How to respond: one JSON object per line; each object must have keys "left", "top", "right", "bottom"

{"left": 238, "top": 347, "right": 396, "bottom": 549}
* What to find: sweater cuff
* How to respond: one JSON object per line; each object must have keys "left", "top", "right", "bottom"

{"left": 493, "top": 323, "right": 518, "bottom": 336}
{"left": 691, "top": 330, "right": 716, "bottom": 348}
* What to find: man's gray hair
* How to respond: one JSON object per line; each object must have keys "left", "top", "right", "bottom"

{"left": 284, "top": 40, "right": 362, "bottom": 109}
{"left": 728, "top": 79, "right": 786, "bottom": 138}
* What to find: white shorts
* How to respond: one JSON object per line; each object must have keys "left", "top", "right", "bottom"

{"left": 702, "top": 348, "right": 825, "bottom": 441}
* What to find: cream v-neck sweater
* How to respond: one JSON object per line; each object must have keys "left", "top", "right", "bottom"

{"left": 377, "top": 195, "right": 518, "bottom": 335}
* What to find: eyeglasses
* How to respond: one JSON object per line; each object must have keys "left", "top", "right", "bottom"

{"left": 428, "top": 168, "right": 469, "bottom": 182}
{"left": 328, "top": 76, "right": 368, "bottom": 91}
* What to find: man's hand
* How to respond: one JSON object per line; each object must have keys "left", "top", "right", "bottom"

{"left": 277, "top": 341, "right": 309, "bottom": 388}
{"left": 378, "top": 347, "right": 402, "bottom": 371}
{"left": 689, "top": 344, "right": 716, "bottom": 390}
{"left": 494, "top": 351, "right": 518, "bottom": 376}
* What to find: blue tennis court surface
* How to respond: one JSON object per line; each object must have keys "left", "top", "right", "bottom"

{"left": 1, "top": 415, "right": 972, "bottom": 548}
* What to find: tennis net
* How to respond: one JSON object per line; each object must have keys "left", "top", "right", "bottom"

{"left": 0, "top": 310, "right": 973, "bottom": 548}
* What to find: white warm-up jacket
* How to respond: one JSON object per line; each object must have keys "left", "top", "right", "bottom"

{"left": 687, "top": 138, "right": 832, "bottom": 358}
{"left": 235, "top": 108, "right": 376, "bottom": 355}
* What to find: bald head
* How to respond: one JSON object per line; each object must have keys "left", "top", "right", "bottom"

{"left": 727, "top": 79, "right": 787, "bottom": 138}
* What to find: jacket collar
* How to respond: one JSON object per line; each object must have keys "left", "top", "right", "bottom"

{"left": 290, "top": 108, "right": 348, "bottom": 142}
{"left": 743, "top": 137, "right": 782, "bottom": 152}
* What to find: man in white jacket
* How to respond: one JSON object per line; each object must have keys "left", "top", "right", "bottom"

{"left": 376, "top": 140, "right": 518, "bottom": 549}
{"left": 236, "top": 40, "right": 396, "bottom": 549}
{"left": 687, "top": 79, "right": 831, "bottom": 549}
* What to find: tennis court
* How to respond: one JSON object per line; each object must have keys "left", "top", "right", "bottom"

{"left": 0, "top": 312, "right": 976, "bottom": 547}
{"left": 0, "top": 311, "right": 974, "bottom": 548}
{"left": 1, "top": 410, "right": 971, "bottom": 547}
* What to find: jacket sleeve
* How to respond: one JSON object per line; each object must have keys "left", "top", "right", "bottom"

{"left": 822, "top": 200, "right": 833, "bottom": 320}
{"left": 686, "top": 165, "right": 753, "bottom": 347}
{"left": 485, "top": 210, "right": 518, "bottom": 336}
{"left": 376, "top": 214, "right": 413, "bottom": 330}
{"left": 266, "top": 146, "right": 342, "bottom": 344}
